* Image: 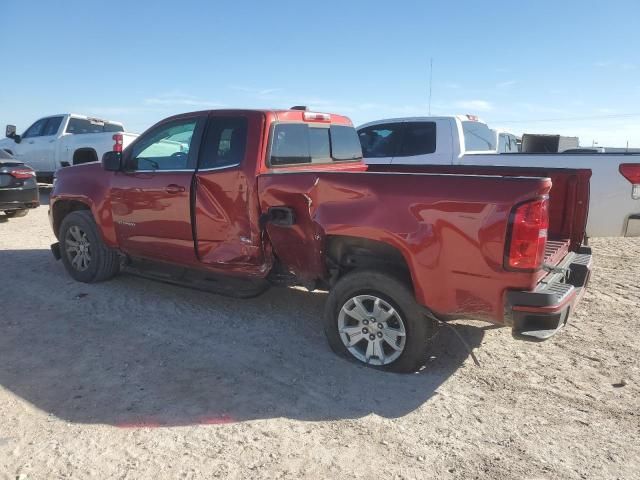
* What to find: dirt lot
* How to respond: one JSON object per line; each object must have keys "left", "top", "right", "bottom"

{"left": 1, "top": 193, "right": 639, "bottom": 479}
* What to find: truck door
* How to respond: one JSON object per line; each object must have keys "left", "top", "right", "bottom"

{"left": 193, "top": 113, "right": 265, "bottom": 270}
{"left": 109, "top": 114, "right": 205, "bottom": 263}
{"left": 14, "top": 118, "right": 50, "bottom": 172}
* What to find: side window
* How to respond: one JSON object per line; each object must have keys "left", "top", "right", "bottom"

{"left": 398, "top": 122, "right": 436, "bottom": 156}
{"left": 199, "top": 117, "right": 248, "bottom": 169}
{"left": 270, "top": 124, "right": 313, "bottom": 166}
{"left": 330, "top": 125, "right": 362, "bottom": 161}
{"left": 130, "top": 119, "right": 198, "bottom": 171}
{"left": 357, "top": 124, "right": 401, "bottom": 158}
{"left": 42, "top": 116, "right": 63, "bottom": 136}
{"left": 269, "top": 123, "right": 363, "bottom": 167}
{"left": 462, "top": 121, "right": 497, "bottom": 151}
{"left": 22, "top": 118, "right": 47, "bottom": 138}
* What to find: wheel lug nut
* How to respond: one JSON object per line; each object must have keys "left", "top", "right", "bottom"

{"left": 377, "top": 332, "right": 383, "bottom": 338}
{"left": 363, "top": 319, "right": 369, "bottom": 325}
{"left": 378, "top": 323, "right": 384, "bottom": 329}
{"left": 362, "top": 328, "right": 368, "bottom": 334}
{"left": 369, "top": 334, "right": 375, "bottom": 340}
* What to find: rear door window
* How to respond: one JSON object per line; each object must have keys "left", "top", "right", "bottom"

{"left": 358, "top": 123, "right": 402, "bottom": 158}
{"left": 269, "top": 123, "right": 362, "bottom": 167}
{"left": 199, "top": 117, "right": 248, "bottom": 169}
{"left": 397, "top": 122, "right": 436, "bottom": 156}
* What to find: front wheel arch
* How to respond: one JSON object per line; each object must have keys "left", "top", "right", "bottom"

{"left": 52, "top": 199, "right": 91, "bottom": 239}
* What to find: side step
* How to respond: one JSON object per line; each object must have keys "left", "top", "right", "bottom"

{"left": 123, "top": 258, "right": 270, "bottom": 299}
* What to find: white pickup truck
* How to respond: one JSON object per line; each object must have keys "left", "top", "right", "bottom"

{"left": 0, "top": 114, "right": 138, "bottom": 183}
{"left": 358, "top": 115, "right": 640, "bottom": 237}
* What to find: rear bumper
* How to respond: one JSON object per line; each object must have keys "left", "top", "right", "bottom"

{"left": 505, "top": 247, "right": 592, "bottom": 341}
{"left": 625, "top": 214, "right": 640, "bottom": 237}
{"left": 0, "top": 183, "right": 39, "bottom": 211}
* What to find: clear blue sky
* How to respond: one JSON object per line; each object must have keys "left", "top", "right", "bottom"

{"left": 2, "top": 0, "right": 639, "bottom": 146}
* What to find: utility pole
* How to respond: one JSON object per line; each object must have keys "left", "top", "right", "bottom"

{"left": 428, "top": 57, "right": 433, "bottom": 116}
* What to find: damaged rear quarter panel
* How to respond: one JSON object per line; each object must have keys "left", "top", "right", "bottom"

{"left": 257, "top": 171, "right": 551, "bottom": 322}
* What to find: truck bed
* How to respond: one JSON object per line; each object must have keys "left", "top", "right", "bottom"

{"left": 367, "top": 164, "right": 591, "bottom": 252}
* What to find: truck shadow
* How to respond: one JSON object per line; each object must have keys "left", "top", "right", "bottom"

{"left": 0, "top": 248, "right": 486, "bottom": 427}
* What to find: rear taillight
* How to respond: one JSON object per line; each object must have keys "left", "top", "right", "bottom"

{"left": 505, "top": 197, "right": 549, "bottom": 270}
{"left": 113, "top": 133, "right": 124, "bottom": 153}
{"left": 619, "top": 163, "right": 640, "bottom": 199}
{"left": 9, "top": 168, "right": 35, "bottom": 179}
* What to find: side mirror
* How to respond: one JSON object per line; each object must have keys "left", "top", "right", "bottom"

{"left": 5, "top": 125, "right": 20, "bottom": 143}
{"left": 102, "top": 151, "right": 122, "bottom": 172}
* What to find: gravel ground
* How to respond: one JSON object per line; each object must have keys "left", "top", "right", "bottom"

{"left": 1, "top": 193, "right": 639, "bottom": 479}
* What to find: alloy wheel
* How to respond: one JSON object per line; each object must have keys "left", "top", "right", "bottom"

{"left": 65, "top": 225, "right": 92, "bottom": 271}
{"left": 338, "top": 294, "right": 407, "bottom": 365}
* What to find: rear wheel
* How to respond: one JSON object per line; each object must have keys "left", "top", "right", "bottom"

{"left": 324, "top": 269, "right": 434, "bottom": 373}
{"left": 4, "top": 209, "right": 28, "bottom": 218}
{"left": 59, "top": 210, "right": 120, "bottom": 283}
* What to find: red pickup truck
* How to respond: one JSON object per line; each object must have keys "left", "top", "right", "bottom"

{"left": 49, "top": 108, "right": 593, "bottom": 372}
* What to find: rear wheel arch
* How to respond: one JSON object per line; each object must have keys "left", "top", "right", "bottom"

{"left": 72, "top": 148, "right": 98, "bottom": 165}
{"left": 325, "top": 235, "right": 415, "bottom": 291}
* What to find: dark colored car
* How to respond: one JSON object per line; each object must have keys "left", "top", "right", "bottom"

{"left": 0, "top": 149, "right": 39, "bottom": 217}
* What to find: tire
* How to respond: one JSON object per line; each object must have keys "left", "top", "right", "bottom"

{"left": 4, "top": 209, "right": 28, "bottom": 218}
{"left": 324, "top": 269, "right": 435, "bottom": 373}
{"left": 59, "top": 210, "right": 120, "bottom": 283}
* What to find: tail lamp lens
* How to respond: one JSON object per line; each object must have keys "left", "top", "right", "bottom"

{"left": 9, "top": 168, "right": 35, "bottom": 179}
{"left": 113, "top": 133, "right": 124, "bottom": 153}
{"left": 619, "top": 164, "right": 640, "bottom": 199}
{"left": 506, "top": 198, "right": 549, "bottom": 270}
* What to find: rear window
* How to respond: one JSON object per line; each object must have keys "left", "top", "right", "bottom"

{"left": 66, "top": 118, "right": 124, "bottom": 134}
{"left": 462, "top": 121, "right": 497, "bottom": 151}
{"left": 269, "top": 123, "right": 362, "bottom": 167}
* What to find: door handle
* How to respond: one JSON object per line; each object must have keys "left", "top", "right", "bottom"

{"left": 165, "top": 184, "right": 185, "bottom": 194}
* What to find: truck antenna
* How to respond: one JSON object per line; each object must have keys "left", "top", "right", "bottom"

{"left": 428, "top": 57, "right": 433, "bottom": 116}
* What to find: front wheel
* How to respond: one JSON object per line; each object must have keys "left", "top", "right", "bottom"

{"left": 323, "top": 269, "right": 435, "bottom": 373}
{"left": 59, "top": 210, "right": 120, "bottom": 283}
{"left": 4, "top": 209, "right": 29, "bottom": 218}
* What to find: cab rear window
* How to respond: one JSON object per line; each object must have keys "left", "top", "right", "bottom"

{"left": 66, "top": 118, "right": 124, "bottom": 134}
{"left": 269, "top": 124, "right": 362, "bottom": 167}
